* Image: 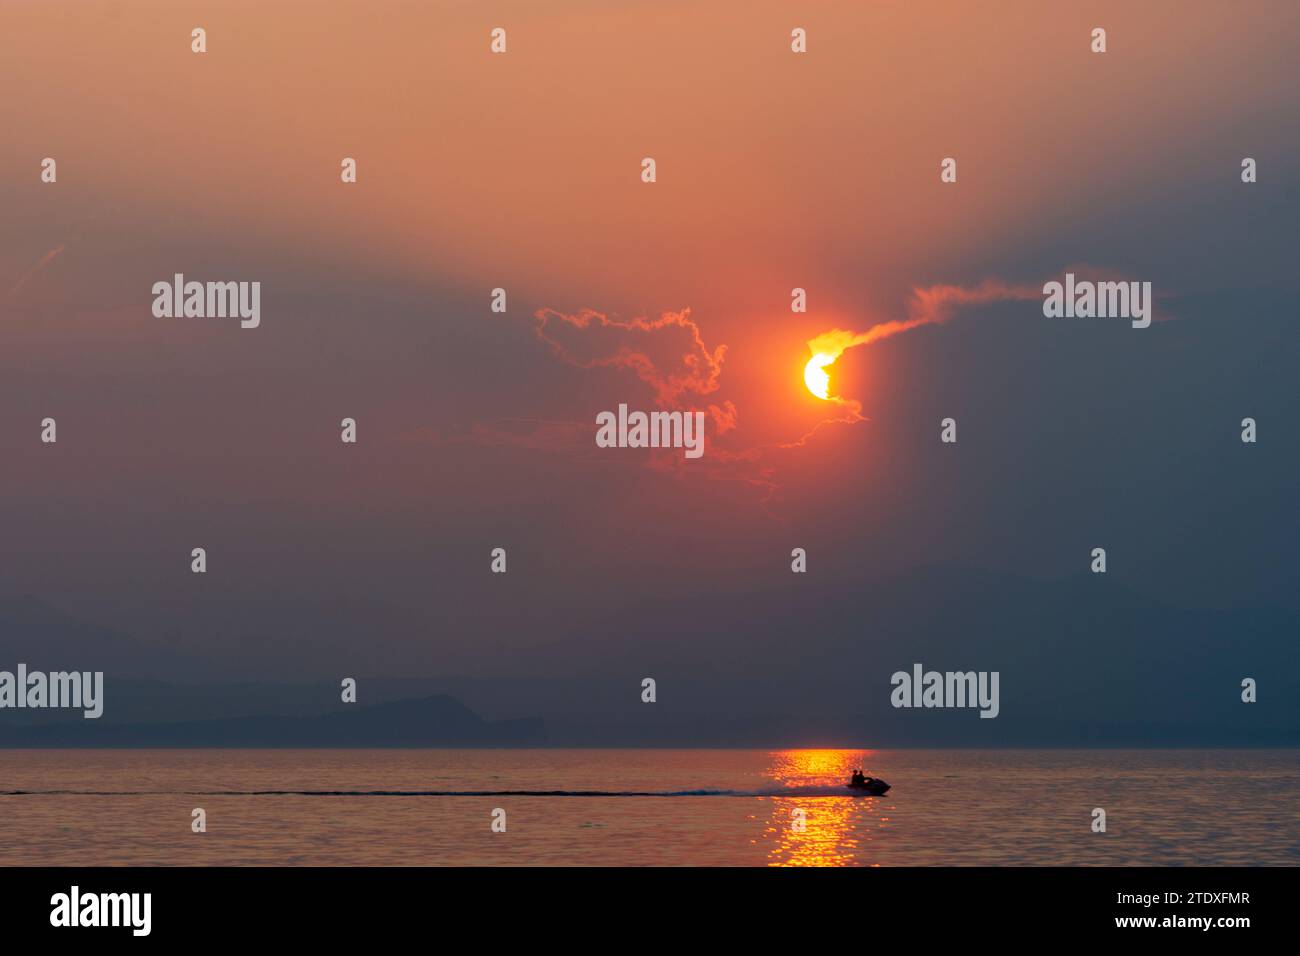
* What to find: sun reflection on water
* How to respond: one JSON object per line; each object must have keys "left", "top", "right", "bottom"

{"left": 757, "top": 749, "right": 891, "bottom": 867}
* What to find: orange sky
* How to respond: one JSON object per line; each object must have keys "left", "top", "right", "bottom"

{"left": 5, "top": 0, "right": 1297, "bottom": 315}
{"left": 0, "top": 1, "right": 1296, "bottom": 634}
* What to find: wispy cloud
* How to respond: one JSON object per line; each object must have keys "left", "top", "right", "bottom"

{"left": 534, "top": 306, "right": 737, "bottom": 433}
{"left": 6, "top": 244, "right": 67, "bottom": 301}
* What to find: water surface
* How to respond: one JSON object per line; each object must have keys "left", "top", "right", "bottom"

{"left": 1, "top": 749, "right": 1295, "bottom": 865}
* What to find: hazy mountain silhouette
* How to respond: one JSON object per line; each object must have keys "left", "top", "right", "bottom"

{"left": 0, "top": 694, "right": 545, "bottom": 747}
{"left": 1, "top": 566, "right": 1295, "bottom": 746}
{"left": 0, "top": 596, "right": 214, "bottom": 680}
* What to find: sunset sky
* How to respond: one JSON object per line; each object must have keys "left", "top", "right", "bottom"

{"left": 1, "top": 0, "right": 1296, "bottom": 718}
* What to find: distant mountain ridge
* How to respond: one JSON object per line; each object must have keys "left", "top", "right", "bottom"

{"left": 2, "top": 567, "right": 1296, "bottom": 747}
{"left": 0, "top": 694, "right": 546, "bottom": 747}
{"left": 0, "top": 596, "right": 212, "bottom": 679}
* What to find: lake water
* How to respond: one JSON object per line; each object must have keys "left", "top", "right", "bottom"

{"left": 1, "top": 748, "right": 1296, "bottom": 865}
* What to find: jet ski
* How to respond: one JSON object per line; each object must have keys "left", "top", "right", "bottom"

{"left": 846, "top": 776, "right": 890, "bottom": 796}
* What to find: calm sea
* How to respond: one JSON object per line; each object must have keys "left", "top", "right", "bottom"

{"left": 1, "top": 749, "right": 1296, "bottom": 866}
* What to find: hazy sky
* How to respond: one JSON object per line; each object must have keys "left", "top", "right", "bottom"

{"left": 1, "top": 1, "right": 1297, "bottom": 685}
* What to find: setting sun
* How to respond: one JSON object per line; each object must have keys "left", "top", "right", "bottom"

{"left": 804, "top": 329, "right": 872, "bottom": 403}
{"left": 804, "top": 354, "right": 833, "bottom": 400}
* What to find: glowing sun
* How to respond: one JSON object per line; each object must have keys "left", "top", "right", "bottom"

{"left": 804, "top": 328, "right": 872, "bottom": 403}
{"left": 803, "top": 353, "right": 834, "bottom": 400}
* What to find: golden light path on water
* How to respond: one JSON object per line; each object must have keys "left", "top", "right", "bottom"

{"left": 757, "top": 749, "right": 891, "bottom": 867}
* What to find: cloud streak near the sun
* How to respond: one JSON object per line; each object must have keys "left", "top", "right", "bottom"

{"left": 805, "top": 278, "right": 1043, "bottom": 421}
{"left": 468, "top": 277, "right": 1058, "bottom": 515}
